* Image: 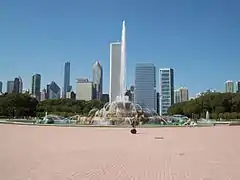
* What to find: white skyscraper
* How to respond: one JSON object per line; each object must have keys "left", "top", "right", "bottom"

{"left": 109, "top": 42, "right": 121, "bottom": 103}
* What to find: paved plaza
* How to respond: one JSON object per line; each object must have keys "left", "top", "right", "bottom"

{"left": 0, "top": 124, "right": 240, "bottom": 180}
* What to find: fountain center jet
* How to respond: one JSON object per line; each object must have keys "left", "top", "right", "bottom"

{"left": 119, "top": 20, "right": 127, "bottom": 103}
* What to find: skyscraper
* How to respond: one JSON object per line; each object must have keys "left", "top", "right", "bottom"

{"left": 225, "top": 80, "right": 234, "bottom": 93}
{"left": 236, "top": 81, "right": 240, "bottom": 93}
{"left": 46, "top": 81, "right": 61, "bottom": 99}
{"left": 159, "top": 68, "right": 174, "bottom": 115}
{"left": 13, "top": 77, "right": 20, "bottom": 93}
{"left": 63, "top": 61, "right": 71, "bottom": 98}
{"left": 18, "top": 77, "right": 23, "bottom": 93}
{"left": 32, "top": 74, "right": 41, "bottom": 101}
{"left": 0, "top": 81, "right": 2, "bottom": 93}
{"left": 174, "top": 87, "right": 189, "bottom": 103}
{"left": 7, "top": 81, "right": 14, "bottom": 93}
{"left": 40, "top": 89, "right": 47, "bottom": 101}
{"left": 109, "top": 42, "right": 121, "bottom": 103}
{"left": 135, "top": 63, "right": 156, "bottom": 110}
{"left": 92, "top": 61, "right": 103, "bottom": 100}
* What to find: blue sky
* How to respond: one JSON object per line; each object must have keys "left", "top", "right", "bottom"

{"left": 1, "top": 0, "right": 240, "bottom": 96}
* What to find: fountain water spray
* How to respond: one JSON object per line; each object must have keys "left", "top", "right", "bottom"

{"left": 120, "top": 20, "right": 126, "bottom": 103}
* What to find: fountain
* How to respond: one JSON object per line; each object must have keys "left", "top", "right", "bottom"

{"left": 36, "top": 114, "right": 76, "bottom": 124}
{"left": 206, "top": 111, "right": 210, "bottom": 120}
{"left": 87, "top": 21, "right": 164, "bottom": 131}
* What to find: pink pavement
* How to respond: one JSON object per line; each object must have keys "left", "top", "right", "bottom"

{"left": 0, "top": 124, "right": 240, "bottom": 180}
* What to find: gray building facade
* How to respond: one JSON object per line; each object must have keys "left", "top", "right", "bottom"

{"left": 7, "top": 81, "right": 14, "bottom": 93}
{"left": 135, "top": 63, "right": 156, "bottom": 110}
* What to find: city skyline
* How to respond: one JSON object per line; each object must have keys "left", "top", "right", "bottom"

{"left": 1, "top": 1, "right": 240, "bottom": 96}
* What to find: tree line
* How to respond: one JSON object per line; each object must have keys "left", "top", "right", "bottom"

{"left": 168, "top": 92, "right": 240, "bottom": 119}
{"left": 1, "top": 92, "right": 240, "bottom": 119}
{"left": 0, "top": 93, "right": 106, "bottom": 118}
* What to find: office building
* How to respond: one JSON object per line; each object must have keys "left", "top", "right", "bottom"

{"left": 63, "top": 61, "right": 71, "bottom": 98}
{"left": 7, "top": 81, "right": 14, "bottom": 93}
{"left": 92, "top": 61, "right": 103, "bottom": 100}
{"left": 66, "top": 91, "right": 76, "bottom": 100}
{"left": 76, "top": 78, "right": 95, "bottom": 101}
{"left": 13, "top": 77, "right": 21, "bottom": 93}
{"left": 46, "top": 81, "right": 61, "bottom": 99}
{"left": 109, "top": 42, "right": 121, "bottom": 103}
{"left": 174, "top": 87, "right": 189, "bottom": 103}
{"left": 159, "top": 68, "right": 174, "bottom": 115}
{"left": 40, "top": 89, "right": 47, "bottom": 101}
{"left": 32, "top": 74, "right": 41, "bottom": 101}
{"left": 0, "top": 81, "right": 2, "bottom": 93}
{"left": 236, "top": 81, "right": 240, "bottom": 93}
{"left": 135, "top": 63, "right": 156, "bottom": 110}
{"left": 101, "top": 94, "right": 109, "bottom": 102}
{"left": 225, "top": 80, "right": 234, "bottom": 93}
{"left": 19, "top": 77, "right": 23, "bottom": 93}
{"left": 174, "top": 90, "right": 180, "bottom": 103}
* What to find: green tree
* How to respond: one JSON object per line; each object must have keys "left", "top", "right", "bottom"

{"left": 168, "top": 93, "right": 240, "bottom": 120}
{"left": 0, "top": 93, "right": 38, "bottom": 117}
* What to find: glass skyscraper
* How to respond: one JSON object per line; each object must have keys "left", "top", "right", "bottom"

{"left": 135, "top": 63, "right": 156, "bottom": 110}
{"left": 32, "top": 74, "right": 41, "bottom": 101}
{"left": 47, "top": 81, "right": 61, "bottom": 99}
{"left": 237, "top": 81, "right": 240, "bottom": 93}
{"left": 63, "top": 61, "right": 71, "bottom": 98}
{"left": 0, "top": 81, "right": 2, "bottom": 93}
{"left": 159, "top": 68, "right": 174, "bottom": 115}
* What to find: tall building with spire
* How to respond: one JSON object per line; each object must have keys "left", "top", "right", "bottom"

{"left": 92, "top": 61, "right": 103, "bottom": 100}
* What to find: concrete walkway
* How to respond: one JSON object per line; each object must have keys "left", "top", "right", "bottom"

{"left": 0, "top": 124, "right": 239, "bottom": 179}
